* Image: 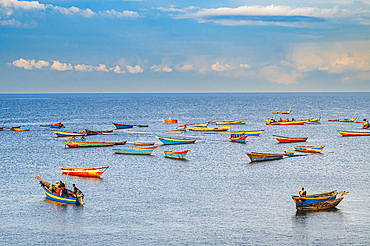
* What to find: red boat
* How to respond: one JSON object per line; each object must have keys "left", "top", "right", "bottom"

{"left": 59, "top": 166, "right": 109, "bottom": 177}
{"left": 165, "top": 118, "right": 177, "bottom": 123}
{"left": 273, "top": 135, "right": 308, "bottom": 143}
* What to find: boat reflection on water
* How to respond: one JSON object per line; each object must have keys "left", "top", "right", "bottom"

{"left": 293, "top": 208, "right": 344, "bottom": 226}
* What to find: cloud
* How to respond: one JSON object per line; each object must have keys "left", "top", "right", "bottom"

{"left": 175, "top": 64, "right": 194, "bottom": 71}
{"left": 156, "top": 5, "right": 198, "bottom": 13}
{"left": 74, "top": 64, "right": 108, "bottom": 72}
{"left": 260, "top": 65, "right": 301, "bottom": 84}
{"left": 51, "top": 6, "right": 96, "bottom": 18}
{"left": 50, "top": 61, "right": 73, "bottom": 71}
{"left": 0, "top": 0, "right": 46, "bottom": 10}
{"left": 150, "top": 64, "right": 172, "bottom": 72}
{"left": 12, "top": 58, "right": 49, "bottom": 69}
{"left": 110, "top": 65, "right": 126, "bottom": 74}
{"left": 240, "top": 64, "right": 251, "bottom": 69}
{"left": 100, "top": 9, "right": 140, "bottom": 18}
{"left": 127, "top": 65, "right": 143, "bottom": 73}
{"left": 211, "top": 62, "right": 236, "bottom": 71}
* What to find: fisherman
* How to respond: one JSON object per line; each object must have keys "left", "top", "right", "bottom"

{"left": 72, "top": 184, "right": 82, "bottom": 198}
{"left": 299, "top": 188, "right": 306, "bottom": 198}
{"left": 363, "top": 119, "right": 369, "bottom": 129}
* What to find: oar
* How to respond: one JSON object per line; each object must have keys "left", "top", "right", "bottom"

{"left": 64, "top": 173, "right": 69, "bottom": 187}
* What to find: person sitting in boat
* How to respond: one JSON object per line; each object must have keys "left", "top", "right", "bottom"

{"left": 363, "top": 119, "right": 369, "bottom": 129}
{"left": 286, "top": 118, "right": 289, "bottom": 122}
{"left": 55, "top": 181, "right": 60, "bottom": 189}
{"left": 279, "top": 118, "right": 282, "bottom": 122}
{"left": 56, "top": 186, "right": 62, "bottom": 196}
{"left": 292, "top": 118, "right": 295, "bottom": 121}
{"left": 299, "top": 188, "right": 306, "bottom": 199}
{"left": 72, "top": 184, "right": 83, "bottom": 198}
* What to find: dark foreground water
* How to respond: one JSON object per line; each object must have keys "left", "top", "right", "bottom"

{"left": 0, "top": 93, "right": 369, "bottom": 245}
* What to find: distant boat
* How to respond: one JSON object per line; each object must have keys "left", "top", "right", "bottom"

{"left": 187, "top": 126, "right": 232, "bottom": 131}
{"left": 67, "top": 136, "right": 86, "bottom": 141}
{"left": 284, "top": 150, "right": 295, "bottom": 156}
{"left": 308, "top": 117, "right": 321, "bottom": 123}
{"left": 40, "top": 122, "right": 65, "bottom": 128}
{"left": 176, "top": 125, "right": 187, "bottom": 130}
{"left": 292, "top": 190, "right": 348, "bottom": 210}
{"left": 294, "top": 146, "right": 325, "bottom": 153}
{"left": 51, "top": 130, "right": 86, "bottom": 138}
{"left": 59, "top": 166, "right": 109, "bottom": 177}
{"left": 62, "top": 140, "right": 126, "bottom": 148}
{"left": 134, "top": 142, "right": 155, "bottom": 146}
{"left": 273, "top": 135, "right": 308, "bottom": 143}
{"left": 156, "top": 136, "right": 197, "bottom": 145}
{"left": 191, "top": 120, "right": 212, "bottom": 127}
{"left": 164, "top": 150, "right": 189, "bottom": 159}
{"left": 214, "top": 119, "right": 247, "bottom": 125}
{"left": 113, "top": 146, "right": 159, "bottom": 155}
{"left": 328, "top": 117, "right": 357, "bottom": 122}
{"left": 337, "top": 130, "right": 370, "bottom": 137}
{"left": 265, "top": 119, "right": 308, "bottom": 125}
{"left": 34, "top": 175, "right": 84, "bottom": 205}
{"left": 273, "top": 104, "right": 292, "bottom": 114}
{"left": 230, "top": 129, "right": 267, "bottom": 137}
{"left": 165, "top": 118, "right": 177, "bottom": 123}
{"left": 80, "top": 129, "right": 117, "bottom": 135}
{"left": 230, "top": 133, "right": 247, "bottom": 143}
{"left": 10, "top": 126, "right": 30, "bottom": 131}
{"left": 245, "top": 152, "right": 285, "bottom": 162}
{"left": 112, "top": 123, "right": 135, "bottom": 129}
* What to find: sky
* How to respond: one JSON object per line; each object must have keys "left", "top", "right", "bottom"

{"left": 1, "top": 0, "right": 370, "bottom": 93}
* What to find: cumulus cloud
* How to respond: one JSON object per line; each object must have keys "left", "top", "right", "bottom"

{"left": 240, "top": 64, "right": 251, "bottom": 69}
{"left": 12, "top": 58, "right": 49, "bottom": 69}
{"left": 175, "top": 64, "right": 194, "bottom": 71}
{"left": 110, "top": 65, "right": 126, "bottom": 74}
{"left": 51, "top": 6, "right": 96, "bottom": 17}
{"left": 156, "top": 5, "right": 198, "bottom": 13}
{"left": 127, "top": 65, "right": 143, "bottom": 73}
{"left": 150, "top": 64, "right": 172, "bottom": 72}
{"left": 100, "top": 9, "right": 140, "bottom": 18}
{"left": 211, "top": 62, "right": 236, "bottom": 71}
{"left": 74, "top": 64, "right": 108, "bottom": 72}
{"left": 50, "top": 61, "right": 73, "bottom": 71}
{"left": 260, "top": 65, "right": 302, "bottom": 84}
{"left": 0, "top": 0, "right": 46, "bottom": 10}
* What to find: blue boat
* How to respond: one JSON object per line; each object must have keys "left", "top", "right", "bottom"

{"left": 156, "top": 136, "right": 197, "bottom": 145}
{"left": 245, "top": 152, "right": 284, "bottom": 162}
{"left": 292, "top": 190, "right": 337, "bottom": 206}
{"left": 35, "top": 175, "right": 84, "bottom": 205}
{"left": 112, "top": 122, "right": 134, "bottom": 129}
{"left": 164, "top": 150, "right": 189, "bottom": 159}
{"left": 113, "top": 146, "right": 159, "bottom": 155}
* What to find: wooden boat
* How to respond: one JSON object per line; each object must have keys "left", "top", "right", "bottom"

{"left": 328, "top": 117, "right": 357, "bottom": 122}
{"left": 245, "top": 152, "right": 285, "bottom": 162}
{"left": 164, "top": 150, "right": 189, "bottom": 159}
{"left": 273, "top": 104, "right": 292, "bottom": 114}
{"left": 230, "top": 129, "right": 267, "bottom": 137}
{"left": 308, "top": 117, "right": 321, "bottom": 123}
{"left": 80, "top": 129, "right": 117, "bottom": 135}
{"left": 137, "top": 125, "right": 149, "bottom": 127}
{"left": 284, "top": 150, "right": 295, "bottom": 156}
{"left": 62, "top": 140, "right": 126, "bottom": 148}
{"left": 337, "top": 130, "right": 370, "bottom": 137}
{"left": 10, "top": 126, "right": 30, "bottom": 131}
{"left": 51, "top": 130, "right": 87, "bottom": 138}
{"left": 192, "top": 120, "right": 212, "bottom": 127}
{"left": 214, "top": 119, "right": 246, "bottom": 125}
{"left": 230, "top": 133, "right": 247, "bottom": 143}
{"left": 273, "top": 135, "right": 308, "bottom": 143}
{"left": 156, "top": 136, "right": 197, "bottom": 145}
{"left": 67, "top": 136, "right": 86, "bottom": 141}
{"left": 112, "top": 122, "right": 135, "bottom": 129}
{"left": 40, "top": 122, "right": 65, "bottom": 128}
{"left": 113, "top": 145, "right": 159, "bottom": 155}
{"left": 187, "top": 126, "right": 232, "bottom": 131}
{"left": 165, "top": 118, "right": 177, "bottom": 123}
{"left": 134, "top": 142, "right": 155, "bottom": 146}
{"left": 265, "top": 119, "right": 308, "bottom": 125}
{"left": 294, "top": 146, "right": 325, "bottom": 153}
{"left": 59, "top": 166, "right": 109, "bottom": 177}
{"left": 292, "top": 190, "right": 348, "bottom": 210}
{"left": 176, "top": 125, "right": 187, "bottom": 130}
{"left": 34, "top": 175, "right": 84, "bottom": 205}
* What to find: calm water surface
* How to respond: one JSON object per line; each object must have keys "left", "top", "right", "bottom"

{"left": 0, "top": 93, "right": 369, "bottom": 245}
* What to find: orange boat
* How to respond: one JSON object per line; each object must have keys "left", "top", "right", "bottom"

{"left": 134, "top": 142, "right": 155, "bottom": 146}
{"left": 59, "top": 166, "right": 109, "bottom": 177}
{"left": 165, "top": 118, "right": 177, "bottom": 123}
{"left": 265, "top": 119, "right": 308, "bottom": 125}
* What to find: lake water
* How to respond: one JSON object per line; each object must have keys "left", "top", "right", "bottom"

{"left": 0, "top": 93, "right": 369, "bottom": 245}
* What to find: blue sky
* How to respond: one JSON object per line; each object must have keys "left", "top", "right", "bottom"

{"left": 1, "top": 0, "right": 370, "bottom": 93}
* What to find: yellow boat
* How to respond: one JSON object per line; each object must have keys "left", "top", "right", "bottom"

{"left": 187, "top": 126, "right": 232, "bottom": 131}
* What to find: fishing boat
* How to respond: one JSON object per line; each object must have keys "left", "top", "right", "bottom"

{"left": 112, "top": 123, "right": 135, "bottom": 129}
{"left": 156, "top": 136, "right": 197, "bottom": 145}
{"left": 176, "top": 125, "right": 187, "bottom": 130}
{"left": 292, "top": 190, "right": 348, "bottom": 210}
{"left": 40, "top": 122, "right": 65, "bottom": 128}
{"left": 328, "top": 117, "right": 357, "bottom": 122}
{"left": 165, "top": 118, "right": 177, "bottom": 123}
{"left": 112, "top": 145, "right": 159, "bottom": 155}
{"left": 10, "top": 126, "right": 30, "bottom": 131}
{"left": 187, "top": 126, "right": 232, "bottom": 131}
{"left": 337, "top": 130, "right": 370, "bottom": 137}
{"left": 134, "top": 142, "right": 155, "bottom": 146}
{"left": 245, "top": 152, "right": 285, "bottom": 162}
{"left": 284, "top": 150, "right": 295, "bottom": 156}
{"left": 62, "top": 140, "right": 126, "bottom": 148}
{"left": 51, "top": 130, "right": 87, "bottom": 138}
{"left": 164, "top": 150, "right": 189, "bottom": 159}
{"left": 265, "top": 119, "right": 308, "bottom": 125}
{"left": 294, "top": 146, "right": 325, "bottom": 153}
{"left": 230, "top": 133, "right": 247, "bottom": 143}
{"left": 308, "top": 117, "right": 321, "bottom": 123}
{"left": 34, "top": 175, "right": 84, "bottom": 205}
{"left": 273, "top": 135, "right": 308, "bottom": 143}
{"left": 214, "top": 119, "right": 247, "bottom": 125}
{"left": 59, "top": 166, "right": 109, "bottom": 177}
{"left": 273, "top": 104, "right": 292, "bottom": 114}
{"left": 67, "top": 136, "right": 86, "bottom": 141}
{"left": 229, "top": 129, "right": 268, "bottom": 137}
{"left": 191, "top": 120, "right": 212, "bottom": 127}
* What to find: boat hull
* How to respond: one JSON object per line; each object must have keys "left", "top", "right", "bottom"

{"left": 230, "top": 130, "right": 266, "bottom": 136}
{"left": 165, "top": 119, "right": 177, "bottom": 123}
{"left": 52, "top": 130, "right": 87, "bottom": 137}
{"left": 273, "top": 135, "right": 308, "bottom": 143}
{"left": 62, "top": 140, "right": 119, "bottom": 148}
{"left": 164, "top": 150, "right": 189, "bottom": 159}
{"left": 214, "top": 119, "right": 244, "bottom": 125}
{"left": 112, "top": 123, "right": 134, "bottom": 129}
{"left": 294, "top": 146, "right": 325, "bottom": 153}
{"left": 60, "top": 166, "right": 109, "bottom": 177}
{"left": 265, "top": 119, "right": 308, "bottom": 125}
{"left": 156, "top": 136, "right": 197, "bottom": 145}
{"left": 41, "top": 185, "right": 81, "bottom": 205}
{"left": 328, "top": 117, "right": 357, "bottom": 122}
{"left": 187, "top": 126, "right": 232, "bottom": 131}
{"left": 113, "top": 146, "right": 159, "bottom": 155}
{"left": 246, "top": 152, "right": 285, "bottom": 162}
{"left": 337, "top": 130, "right": 370, "bottom": 137}
{"left": 291, "top": 190, "right": 349, "bottom": 210}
